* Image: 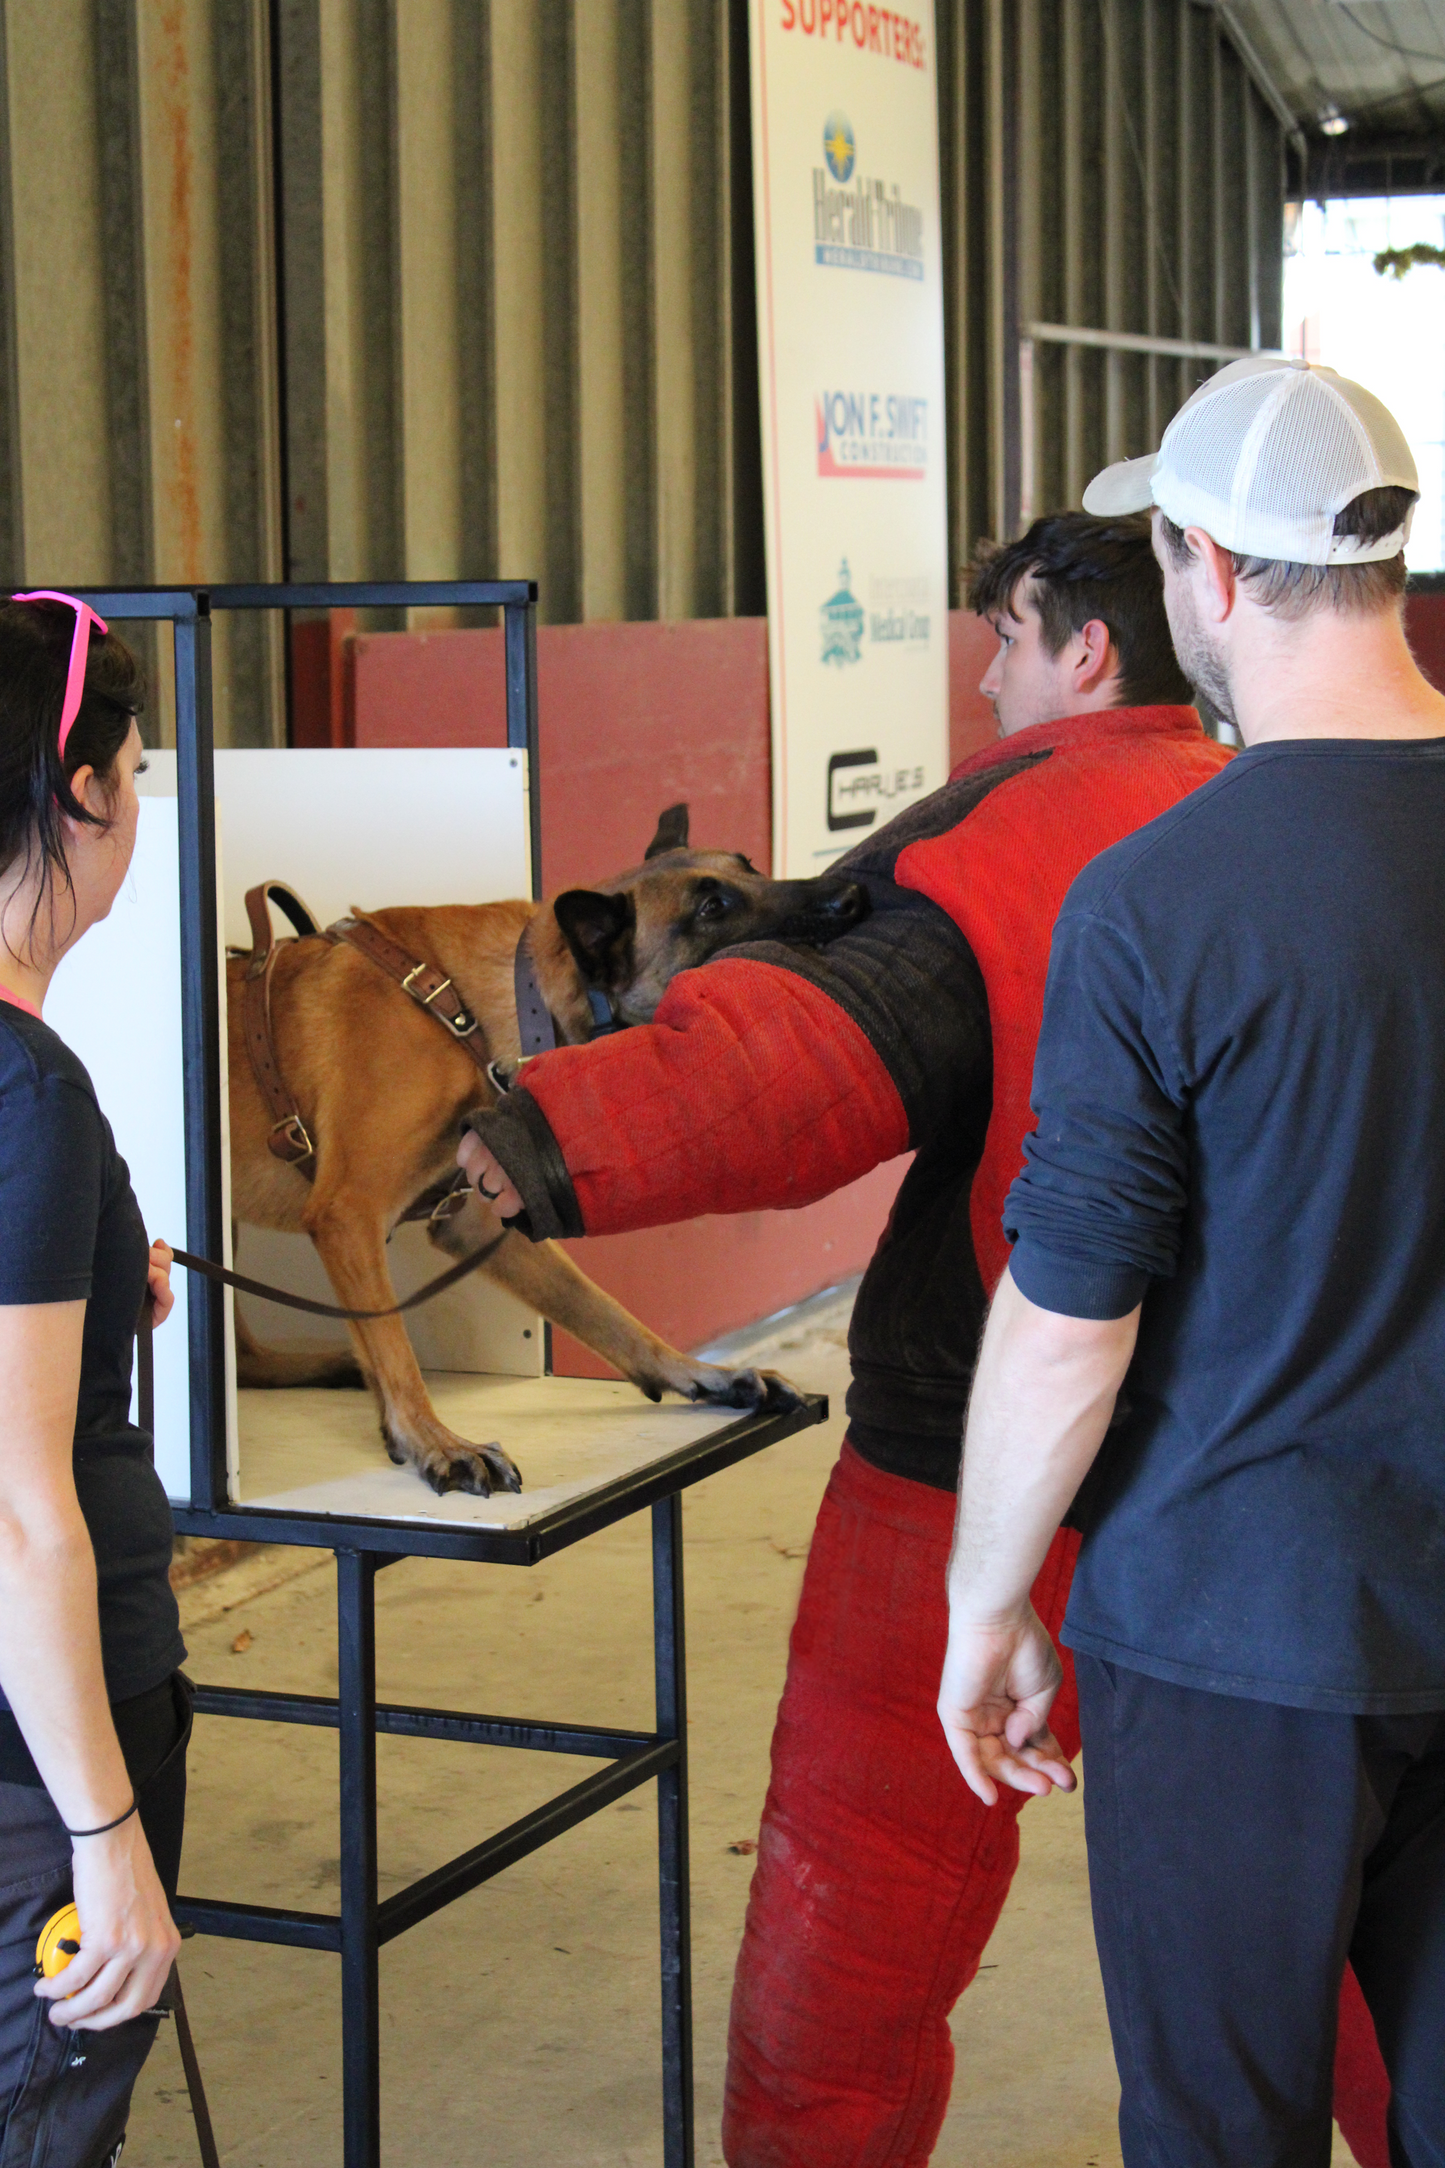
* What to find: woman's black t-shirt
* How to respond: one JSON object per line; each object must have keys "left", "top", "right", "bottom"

{"left": 0, "top": 1004, "right": 185, "bottom": 1718}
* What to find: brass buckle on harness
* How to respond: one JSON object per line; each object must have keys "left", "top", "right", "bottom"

{"left": 401, "top": 966, "right": 477, "bottom": 1038}
{"left": 403, "top": 965, "right": 454, "bottom": 1006}
{"left": 428, "top": 1179, "right": 471, "bottom": 1227}
{"left": 269, "top": 1114, "right": 314, "bottom": 1164}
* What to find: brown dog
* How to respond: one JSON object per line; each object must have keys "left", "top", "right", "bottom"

{"left": 228, "top": 806, "right": 869, "bottom": 1494}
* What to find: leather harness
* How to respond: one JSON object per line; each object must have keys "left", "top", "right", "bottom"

{"left": 239, "top": 881, "right": 620, "bottom": 1220}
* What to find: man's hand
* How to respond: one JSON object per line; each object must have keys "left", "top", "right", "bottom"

{"left": 37, "top": 1817, "right": 181, "bottom": 2031}
{"left": 937, "top": 1603, "right": 1077, "bottom": 1807}
{"left": 457, "top": 1131, "right": 522, "bottom": 1219}
{"left": 146, "top": 1240, "right": 174, "bottom": 1327}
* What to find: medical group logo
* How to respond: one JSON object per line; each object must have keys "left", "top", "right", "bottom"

{"left": 819, "top": 561, "right": 931, "bottom": 666}
{"left": 813, "top": 113, "right": 924, "bottom": 281}
{"left": 816, "top": 390, "right": 927, "bottom": 479}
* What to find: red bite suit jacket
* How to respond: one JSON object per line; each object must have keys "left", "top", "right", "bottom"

{"left": 469, "top": 706, "right": 1229, "bottom": 1491}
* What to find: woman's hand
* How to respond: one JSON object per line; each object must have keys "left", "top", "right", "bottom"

{"left": 145, "top": 1240, "right": 174, "bottom": 1327}
{"left": 36, "top": 1816, "right": 180, "bottom": 2030}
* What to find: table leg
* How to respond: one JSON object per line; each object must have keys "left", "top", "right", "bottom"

{"left": 338, "top": 1550, "right": 380, "bottom": 2168}
{"left": 653, "top": 1493, "right": 694, "bottom": 2168}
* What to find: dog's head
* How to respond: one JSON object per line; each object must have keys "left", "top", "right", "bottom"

{"left": 551, "top": 804, "right": 870, "bottom": 1025}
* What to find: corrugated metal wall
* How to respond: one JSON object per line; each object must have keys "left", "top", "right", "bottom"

{"left": 0, "top": 0, "right": 1282, "bottom": 744}
{"left": 939, "top": 0, "right": 1286, "bottom": 568}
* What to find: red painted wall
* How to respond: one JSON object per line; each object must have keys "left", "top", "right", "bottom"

{"left": 335, "top": 614, "right": 989, "bottom": 1371}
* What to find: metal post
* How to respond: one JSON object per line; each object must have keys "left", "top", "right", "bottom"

{"left": 652, "top": 1493, "right": 693, "bottom": 2168}
{"left": 503, "top": 592, "right": 542, "bottom": 901}
{"left": 337, "top": 1550, "right": 380, "bottom": 2168}
{"left": 173, "top": 599, "right": 228, "bottom": 1509}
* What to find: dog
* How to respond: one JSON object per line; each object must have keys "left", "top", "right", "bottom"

{"left": 227, "top": 805, "right": 869, "bottom": 1494}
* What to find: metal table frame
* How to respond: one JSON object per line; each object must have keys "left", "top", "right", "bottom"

{"left": 74, "top": 581, "right": 824, "bottom": 2167}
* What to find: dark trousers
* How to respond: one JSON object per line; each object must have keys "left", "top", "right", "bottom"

{"left": 1076, "top": 1654, "right": 1445, "bottom": 2168}
{"left": 0, "top": 1674, "right": 190, "bottom": 2168}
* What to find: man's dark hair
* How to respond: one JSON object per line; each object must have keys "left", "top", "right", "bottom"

{"left": 1158, "top": 486, "right": 1414, "bottom": 620}
{"left": 966, "top": 511, "right": 1193, "bottom": 706}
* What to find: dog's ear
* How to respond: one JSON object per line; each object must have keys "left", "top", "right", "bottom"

{"left": 553, "top": 889, "right": 636, "bottom": 982}
{"left": 645, "top": 803, "right": 689, "bottom": 859}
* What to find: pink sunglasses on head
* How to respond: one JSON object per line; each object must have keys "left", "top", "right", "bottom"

{"left": 11, "top": 589, "right": 109, "bottom": 757}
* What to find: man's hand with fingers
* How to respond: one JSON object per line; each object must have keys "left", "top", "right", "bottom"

{"left": 457, "top": 1130, "right": 522, "bottom": 1220}
{"left": 938, "top": 1602, "right": 1077, "bottom": 1807}
{"left": 37, "top": 1817, "right": 180, "bottom": 2031}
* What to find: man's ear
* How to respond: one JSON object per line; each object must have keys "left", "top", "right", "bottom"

{"left": 1073, "top": 618, "right": 1118, "bottom": 694}
{"left": 1186, "top": 526, "right": 1237, "bottom": 622}
{"left": 553, "top": 890, "right": 636, "bottom": 982}
{"left": 645, "top": 803, "right": 689, "bottom": 858}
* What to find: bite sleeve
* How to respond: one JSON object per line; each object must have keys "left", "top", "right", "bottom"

{"left": 463, "top": 888, "right": 984, "bottom": 1240}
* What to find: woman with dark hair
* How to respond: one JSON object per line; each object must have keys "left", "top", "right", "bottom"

{"left": 0, "top": 592, "right": 187, "bottom": 2168}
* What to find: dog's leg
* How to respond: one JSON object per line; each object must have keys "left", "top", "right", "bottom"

{"left": 233, "top": 1300, "right": 368, "bottom": 1390}
{"left": 303, "top": 1187, "right": 523, "bottom": 1497}
{"left": 458, "top": 1216, "right": 803, "bottom": 1414}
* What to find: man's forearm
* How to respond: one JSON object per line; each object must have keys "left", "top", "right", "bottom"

{"left": 949, "top": 1268, "right": 1139, "bottom": 1621}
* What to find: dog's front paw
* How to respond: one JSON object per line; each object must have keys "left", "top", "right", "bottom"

{"left": 430, "top": 1440, "right": 524, "bottom": 1497}
{"left": 386, "top": 1424, "right": 523, "bottom": 1497}
{"left": 687, "top": 1363, "right": 806, "bottom": 1415}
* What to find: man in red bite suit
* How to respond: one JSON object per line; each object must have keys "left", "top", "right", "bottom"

{"left": 459, "top": 512, "right": 1390, "bottom": 2168}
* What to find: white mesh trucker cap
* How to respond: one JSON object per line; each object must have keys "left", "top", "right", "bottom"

{"left": 1082, "top": 357, "right": 1418, "bottom": 565}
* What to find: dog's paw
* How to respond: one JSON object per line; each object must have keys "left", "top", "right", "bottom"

{"left": 431, "top": 1441, "right": 524, "bottom": 1497}
{"left": 389, "top": 1427, "right": 523, "bottom": 1496}
{"left": 687, "top": 1364, "right": 806, "bottom": 1415}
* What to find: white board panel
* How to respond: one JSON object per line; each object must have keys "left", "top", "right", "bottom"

{"left": 138, "top": 748, "right": 531, "bottom": 949}
{"left": 134, "top": 748, "right": 545, "bottom": 1502}
{"left": 45, "top": 801, "right": 238, "bottom": 1501}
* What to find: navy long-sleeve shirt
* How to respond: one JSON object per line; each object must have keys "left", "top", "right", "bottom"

{"left": 1005, "top": 737, "right": 1445, "bottom": 1715}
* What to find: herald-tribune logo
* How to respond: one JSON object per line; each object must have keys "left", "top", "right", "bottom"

{"left": 823, "top": 112, "right": 855, "bottom": 182}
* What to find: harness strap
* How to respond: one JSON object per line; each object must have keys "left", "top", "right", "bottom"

{"left": 327, "top": 913, "right": 493, "bottom": 1077}
{"left": 240, "top": 882, "right": 324, "bottom": 1167}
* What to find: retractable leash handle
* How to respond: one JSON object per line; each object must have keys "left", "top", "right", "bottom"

{"left": 36, "top": 1908, "right": 221, "bottom": 2168}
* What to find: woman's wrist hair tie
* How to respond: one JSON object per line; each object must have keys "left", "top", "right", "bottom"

{"left": 65, "top": 1797, "right": 138, "bottom": 1838}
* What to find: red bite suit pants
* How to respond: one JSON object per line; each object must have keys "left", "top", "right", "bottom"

{"left": 722, "top": 1441, "right": 1391, "bottom": 2168}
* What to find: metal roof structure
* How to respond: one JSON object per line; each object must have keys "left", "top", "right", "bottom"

{"left": 1220, "top": 0, "right": 1445, "bottom": 193}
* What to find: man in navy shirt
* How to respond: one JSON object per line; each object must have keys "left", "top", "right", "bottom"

{"left": 939, "top": 357, "right": 1445, "bottom": 2168}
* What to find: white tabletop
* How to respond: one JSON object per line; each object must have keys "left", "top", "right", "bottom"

{"left": 237, "top": 1372, "right": 743, "bottom": 1530}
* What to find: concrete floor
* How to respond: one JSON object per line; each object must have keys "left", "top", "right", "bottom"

{"left": 128, "top": 1286, "right": 1360, "bottom": 2166}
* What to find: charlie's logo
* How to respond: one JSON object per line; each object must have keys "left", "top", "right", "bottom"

{"left": 817, "top": 391, "right": 927, "bottom": 479}
{"left": 820, "top": 561, "right": 865, "bottom": 666}
{"left": 823, "top": 112, "right": 855, "bottom": 182}
{"left": 827, "top": 749, "right": 928, "bottom": 831}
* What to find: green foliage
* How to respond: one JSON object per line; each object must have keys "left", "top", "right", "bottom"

{"left": 1374, "top": 244, "right": 1445, "bottom": 281}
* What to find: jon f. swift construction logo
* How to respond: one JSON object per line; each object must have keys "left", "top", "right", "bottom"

{"left": 813, "top": 114, "right": 924, "bottom": 281}
{"left": 816, "top": 391, "right": 927, "bottom": 478}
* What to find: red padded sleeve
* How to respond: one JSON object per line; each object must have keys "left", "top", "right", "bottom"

{"left": 520, "top": 956, "right": 909, "bottom": 1235}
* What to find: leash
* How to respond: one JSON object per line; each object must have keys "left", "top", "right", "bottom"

{"left": 170, "top": 1959, "right": 221, "bottom": 2168}
{"left": 166, "top": 1228, "right": 506, "bottom": 1323}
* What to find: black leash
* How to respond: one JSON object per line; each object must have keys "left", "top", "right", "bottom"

{"left": 169, "top": 1961, "right": 221, "bottom": 2168}
{"left": 167, "top": 1227, "right": 506, "bottom": 1322}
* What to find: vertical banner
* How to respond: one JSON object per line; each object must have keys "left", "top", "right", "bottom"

{"left": 751, "top": 0, "right": 949, "bottom": 875}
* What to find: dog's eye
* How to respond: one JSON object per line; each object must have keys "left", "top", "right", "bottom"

{"left": 696, "top": 890, "right": 730, "bottom": 922}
